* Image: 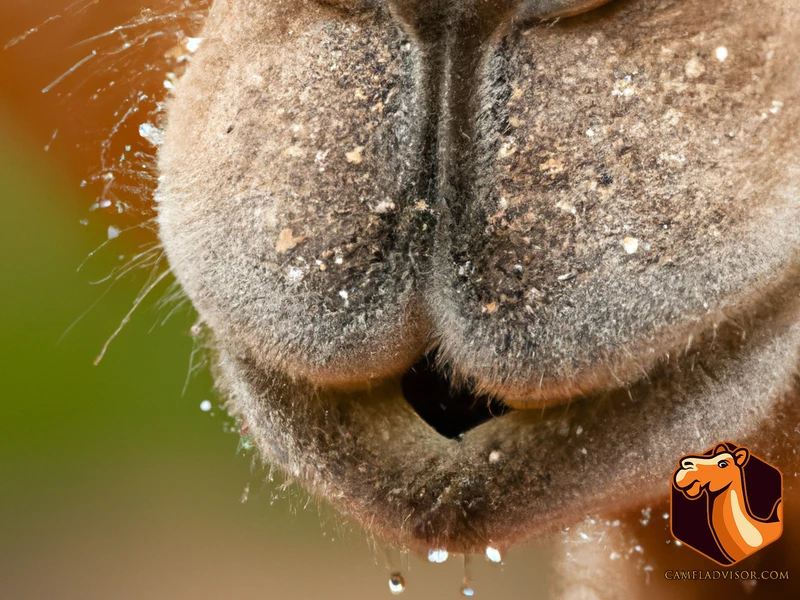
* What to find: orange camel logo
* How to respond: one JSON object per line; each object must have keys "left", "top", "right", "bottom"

{"left": 671, "top": 442, "right": 783, "bottom": 565}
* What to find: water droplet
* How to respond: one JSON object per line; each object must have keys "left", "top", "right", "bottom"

{"left": 200, "top": 400, "right": 212, "bottom": 412}
{"left": 485, "top": 546, "right": 502, "bottom": 563}
{"left": 388, "top": 572, "right": 405, "bottom": 594}
{"left": 240, "top": 483, "right": 250, "bottom": 503}
{"left": 107, "top": 225, "right": 120, "bottom": 240}
{"left": 237, "top": 433, "right": 254, "bottom": 454}
{"left": 185, "top": 37, "right": 204, "bottom": 53}
{"left": 139, "top": 122, "right": 163, "bottom": 146}
{"left": 428, "top": 549, "right": 449, "bottom": 563}
{"left": 461, "top": 555, "right": 475, "bottom": 596}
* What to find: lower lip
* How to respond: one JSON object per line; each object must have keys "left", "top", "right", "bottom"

{"left": 221, "top": 305, "right": 800, "bottom": 553}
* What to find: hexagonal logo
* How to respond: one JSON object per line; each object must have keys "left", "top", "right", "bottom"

{"left": 671, "top": 442, "right": 783, "bottom": 565}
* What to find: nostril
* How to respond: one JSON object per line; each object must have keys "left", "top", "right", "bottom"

{"left": 400, "top": 350, "right": 511, "bottom": 439}
{"left": 682, "top": 460, "right": 695, "bottom": 469}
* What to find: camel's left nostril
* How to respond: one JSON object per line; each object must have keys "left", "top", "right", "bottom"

{"left": 400, "top": 351, "right": 511, "bottom": 439}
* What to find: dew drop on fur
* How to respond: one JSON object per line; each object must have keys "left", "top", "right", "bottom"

{"left": 460, "top": 554, "right": 475, "bottom": 596}
{"left": 427, "top": 549, "right": 449, "bottom": 563}
{"left": 485, "top": 546, "right": 503, "bottom": 563}
{"left": 388, "top": 572, "right": 405, "bottom": 594}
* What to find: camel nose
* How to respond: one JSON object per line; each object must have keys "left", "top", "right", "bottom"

{"left": 681, "top": 459, "right": 696, "bottom": 470}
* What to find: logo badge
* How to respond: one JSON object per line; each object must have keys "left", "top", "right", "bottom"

{"left": 671, "top": 442, "right": 783, "bottom": 565}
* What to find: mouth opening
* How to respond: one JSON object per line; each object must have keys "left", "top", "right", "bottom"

{"left": 400, "top": 350, "right": 512, "bottom": 439}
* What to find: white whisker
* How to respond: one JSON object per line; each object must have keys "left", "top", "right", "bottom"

{"left": 93, "top": 267, "right": 171, "bottom": 366}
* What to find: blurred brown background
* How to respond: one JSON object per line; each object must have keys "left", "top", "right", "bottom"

{"left": 0, "top": 2, "right": 795, "bottom": 599}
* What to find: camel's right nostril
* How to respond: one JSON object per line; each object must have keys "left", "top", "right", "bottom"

{"left": 400, "top": 351, "right": 511, "bottom": 439}
{"left": 682, "top": 460, "right": 695, "bottom": 469}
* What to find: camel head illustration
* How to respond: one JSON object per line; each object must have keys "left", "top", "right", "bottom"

{"left": 673, "top": 444, "right": 783, "bottom": 563}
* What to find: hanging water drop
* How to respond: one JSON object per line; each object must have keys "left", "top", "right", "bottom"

{"left": 185, "top": 37, "right": 204, "bottom": 53}
{"left": 485, "top": 546, "right": 502, "bottom": 563}
{"left": 428, "top": 549, "right": 449, "bottom": 563}
{"left": 460, "top": 554, "right": 475, "bottom": 596}
{"left": 388, "top": 572, "right": 405, "bottom": 595}
{"left": 139, "top": 122, "right": 164, "bottom": 146}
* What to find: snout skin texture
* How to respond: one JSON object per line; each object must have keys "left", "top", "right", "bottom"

{"left": 156, "top": 0, "right": 800, "bottom": 553}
